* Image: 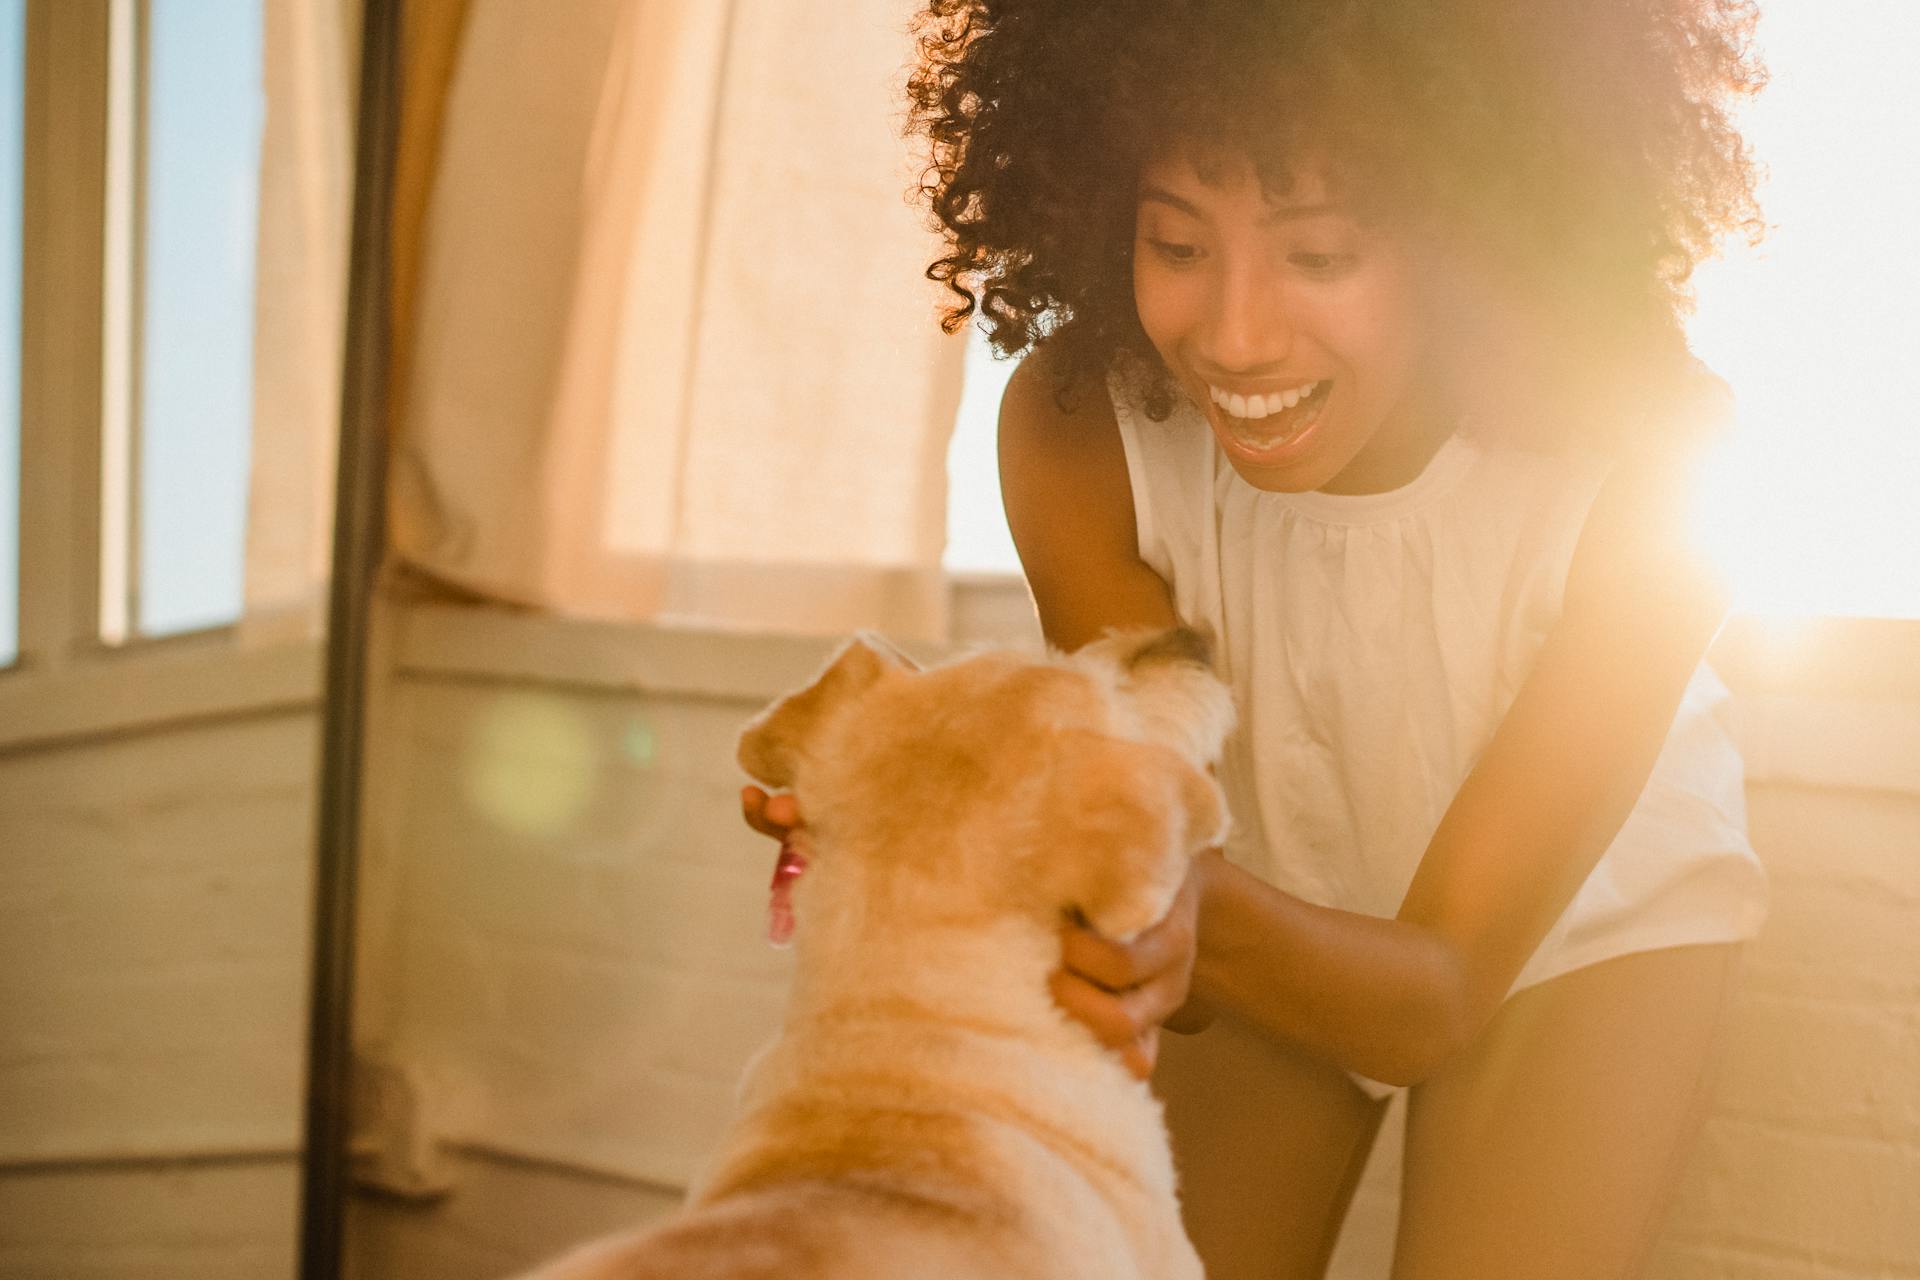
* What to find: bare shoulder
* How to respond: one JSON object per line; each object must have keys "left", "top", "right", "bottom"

{"left": 996, "top": 345, "right": 1130, "bottom": 538}
{"left": 1564, "top": 448, "right": 1727, "bottom": 642}
{"left": 997, "top": 347, "right": 1176, "bottom": 650}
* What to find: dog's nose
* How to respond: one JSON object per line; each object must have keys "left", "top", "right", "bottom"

{"left": 1124, "top": 626, "right": 1214, "bottom": 672}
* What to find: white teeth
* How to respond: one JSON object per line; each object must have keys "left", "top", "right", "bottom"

{"left": 1209, "top": 380, "right": 1320, "bottom": 419}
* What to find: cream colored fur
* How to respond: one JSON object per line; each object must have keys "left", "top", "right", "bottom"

{"left": 518, "top": 627, "right": 1235, "bottom": 1280}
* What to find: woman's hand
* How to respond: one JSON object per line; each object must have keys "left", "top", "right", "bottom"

{"left": 1051, "top": 850, "right": 1223, "bottom": 1079}
{"left": 744, "top": 786, "right": 808, "bottom": 946}
{"left": 741, "top": 785, "right": 802, "bottom": 842}
{"left": 750, "top": 783, "right": 1220, "bottom": 1076}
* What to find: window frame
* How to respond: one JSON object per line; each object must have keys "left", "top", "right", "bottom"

{"left": 15, "top": 0, "right": 111, "bottom": 673}
{"left": 11, "top": 0, "right": 278, "bottom": 679}
{"left": 0, "top": 0, "right": 315, "bottom": 747}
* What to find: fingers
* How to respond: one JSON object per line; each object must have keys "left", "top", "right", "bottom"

{"left": 1052, "top": 907, "right": 1194, "bottom": 1084}
{"left": 741, "top": 786, "right": 803, "bottom": 840}
{"left": 1123, "top": 912, "right": 1193, "bottom": 982}
{"left": 1049, "top": 969, "right": 1134, "bottom": 1048}
{"left": 1058, "top": 926, "right": 1143, "bottom": 992}
{"left": 764, "top": 791, "right": 800, "bottom": 830}
{"left": 1058, "top": 912, "right": 1192, "bottom": 994}
{"left": 1049, "top": 968, "right": 1182, "bottom": 1079}
{"left": 1105, "top": 1025, "right": 1160, "bottom": 1081}
{"left": 1162, "top": 995, "right": 1217, "bottom": 1036}
{"left": 1121, "top": 1030, "right": 1158, "bottom": 1081}
{"left": 741, "top": 787, "right": 781, "bottom": 839}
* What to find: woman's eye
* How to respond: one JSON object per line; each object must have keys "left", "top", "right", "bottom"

{"left": 1289, "top": 251, "right": 1355, "bottom": 275}
{"left": 1146, "top": 238, "right": 1203, "bottom": 266}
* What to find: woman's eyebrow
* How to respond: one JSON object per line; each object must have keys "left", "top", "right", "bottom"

{"left": 1262, "top": 203, "right": 1341, "bottom": 224}
{"left": 1137, "top": 184, "right": 1341, "bottom": 224}
{"left": 1137, "top": 186, "right": 1207, "bottom": 220}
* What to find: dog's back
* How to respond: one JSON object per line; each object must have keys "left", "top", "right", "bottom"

{"left": 526, "top": 1143, "right": 1157, "bottom": 1280}
{"left": 523, "top": 1182, "right": 1019, "bottom": 1280}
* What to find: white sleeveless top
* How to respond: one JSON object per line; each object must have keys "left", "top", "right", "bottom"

{"left": 1111, "top": 376, "right": 1770, "bottom": 1004}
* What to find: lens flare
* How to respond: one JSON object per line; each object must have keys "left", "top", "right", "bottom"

{"left": 461, "top": 693, "right": 599, "bottom": 837}
{"left": 622, "top": 719, "right": 659, "bottom": 769}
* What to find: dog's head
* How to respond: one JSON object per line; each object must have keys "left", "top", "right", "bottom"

{"left": 736, "top": 627, "right": 1234, "bottom": 942}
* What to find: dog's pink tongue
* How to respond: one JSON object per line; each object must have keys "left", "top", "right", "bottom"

{"left": 766, "top": 839, "right": 808, "bottom": 948}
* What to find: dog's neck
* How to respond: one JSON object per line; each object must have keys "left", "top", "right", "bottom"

{"left": 697, "top": 850, "right": 1184, "bottom": 1263}
{"left": 785, "top": 898, "right": 1067, "bottom": 1040}
{"left": 761, "top": 839, "right": 1150, "bottom": 1090}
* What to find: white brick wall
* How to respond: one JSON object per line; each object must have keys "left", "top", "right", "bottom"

{"left": 0, "top": 688, "right": 319, "bottom": 1278}
{"left": 358, "top": 676, "right": 794, "bottom": 1188}
{"left": 0, "top": 716, "right": 317, "bottom": 1159}
{"left": 1326, "top": 782, "right": 1920, "bottom": 1280}
{"left": 344, "top": 606, "right": 1920, "bottom": 1278}
{"left": 0, "top": 1160, "right": 300, "bottom": 1280}
{"left": 0, "top": 604, "right": 1913, "bottom": 1279}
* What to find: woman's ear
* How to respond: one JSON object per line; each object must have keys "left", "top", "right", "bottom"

{"left": 736, "top": 634, "right": 908, "bottom": 789}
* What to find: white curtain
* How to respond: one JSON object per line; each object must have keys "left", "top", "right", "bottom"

{"left": 388, "top": 0, "right": 966, "bottom": 640}
{"left": 242, "top": 0, "right": 360, "bottom": 638}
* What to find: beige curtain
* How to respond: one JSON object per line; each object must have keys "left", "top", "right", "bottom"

{"left": 386, "top": 0, "right": 966, "bottom": 641}
{"left": 241, "top": 0, "right": 362, "bottom": 639}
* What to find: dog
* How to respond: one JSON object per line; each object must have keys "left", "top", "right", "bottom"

{"left": 519, "top": 626, "right": 1234, "bottom": 1280}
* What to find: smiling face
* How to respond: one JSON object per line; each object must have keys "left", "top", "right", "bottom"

{"left": 1132, "top": 152, "right": 1455, "bottom": 495}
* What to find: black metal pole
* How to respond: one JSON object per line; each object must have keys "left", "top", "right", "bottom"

{"left": 298, "top": 1, "right": 402, "bottom": 1276}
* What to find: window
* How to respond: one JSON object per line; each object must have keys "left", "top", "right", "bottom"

{"left": 943, "top": 324, "right": 1019, "bottom": 576}
{"left": 5, "top": 0, "right": 341, "bottom": 677}
{"left": 103, "top": 0, "right": 262, "bottom": 641}
{"left": 1687, "top": 0, "right": 1920, "bottom": 619}
{"left": 0, "top": 0, "right": 21, "bottom": 667}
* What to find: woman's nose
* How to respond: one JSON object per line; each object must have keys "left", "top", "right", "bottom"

{"left": 1205, "top": 265, "right": 1294, "bottom": 374}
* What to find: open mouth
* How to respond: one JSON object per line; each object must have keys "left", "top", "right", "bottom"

{"left": 1208, "top": 379, "right": 1333, "bottom": 453}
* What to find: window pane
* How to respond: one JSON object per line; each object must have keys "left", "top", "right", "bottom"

{"left": 1682, "top": 0, "right": 1919, "bottom": 618}
{"left": 135, "top": 0, "right": 262, "bottom": 637}
{"left": 0, "top": 0, "right": 22, "bottom": 666}
{"left": 943, "top": 324, "right": 1020, "bottom": 575}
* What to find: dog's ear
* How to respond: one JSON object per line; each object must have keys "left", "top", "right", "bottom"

{"left": 737, "top": 634, "right": 910, "bottom": 789}
{"left": 1043, "top": 735, "right": 1230, "bottom": 941}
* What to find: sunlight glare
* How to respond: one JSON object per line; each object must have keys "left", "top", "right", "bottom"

{"left": 1686, "top": 0, "right": 1920, "bottom": 619}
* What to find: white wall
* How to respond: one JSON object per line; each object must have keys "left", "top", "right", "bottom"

{"left": 344, "top": 599, "right": 1920, "bottom": 1279}
{"left": 1333, "top": 621, "right": 1920, "bottom": 1279}
{"left": 1328, "top": 782, "right": 1920, "bottom": 1280}
{"left": 0, "top": 640, "right": 321, "bottom": 1280}
{"left": 0, "top": 598, "right": 1914, "bottom": 1279}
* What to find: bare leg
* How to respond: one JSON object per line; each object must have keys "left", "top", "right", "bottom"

{"left": 1392, "top": 943, "right": 1745, "bottom": 1279}
{"left": 1156, "top": 1010, "right": 1393, "bottom": 1280}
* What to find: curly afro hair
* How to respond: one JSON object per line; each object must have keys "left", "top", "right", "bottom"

{"left": 907, "top": 0, "right": 1766, "bottom": 454}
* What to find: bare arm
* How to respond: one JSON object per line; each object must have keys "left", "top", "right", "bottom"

{"left": 1004, "top": 345, "right": 1507, "bottom": 1081}
{"left": 998, "top": 346, "right": 1180, "bottom": 648}
{"left": 1001, "top": 346, "right": 1207, "bottom": 1075}
{"left": 1009, "top": 350, "right": 1725, "bottom": 1087}
{"left": 1190, "top": 455, "right": 1729, "bottom": 1085}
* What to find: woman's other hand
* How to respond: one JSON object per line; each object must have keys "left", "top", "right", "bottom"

{"left": 1051, "top": 851, "right": 1223, "bottom": 1079}
{"left": 742, "top": 785, "right": 802, "bottom": 842}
